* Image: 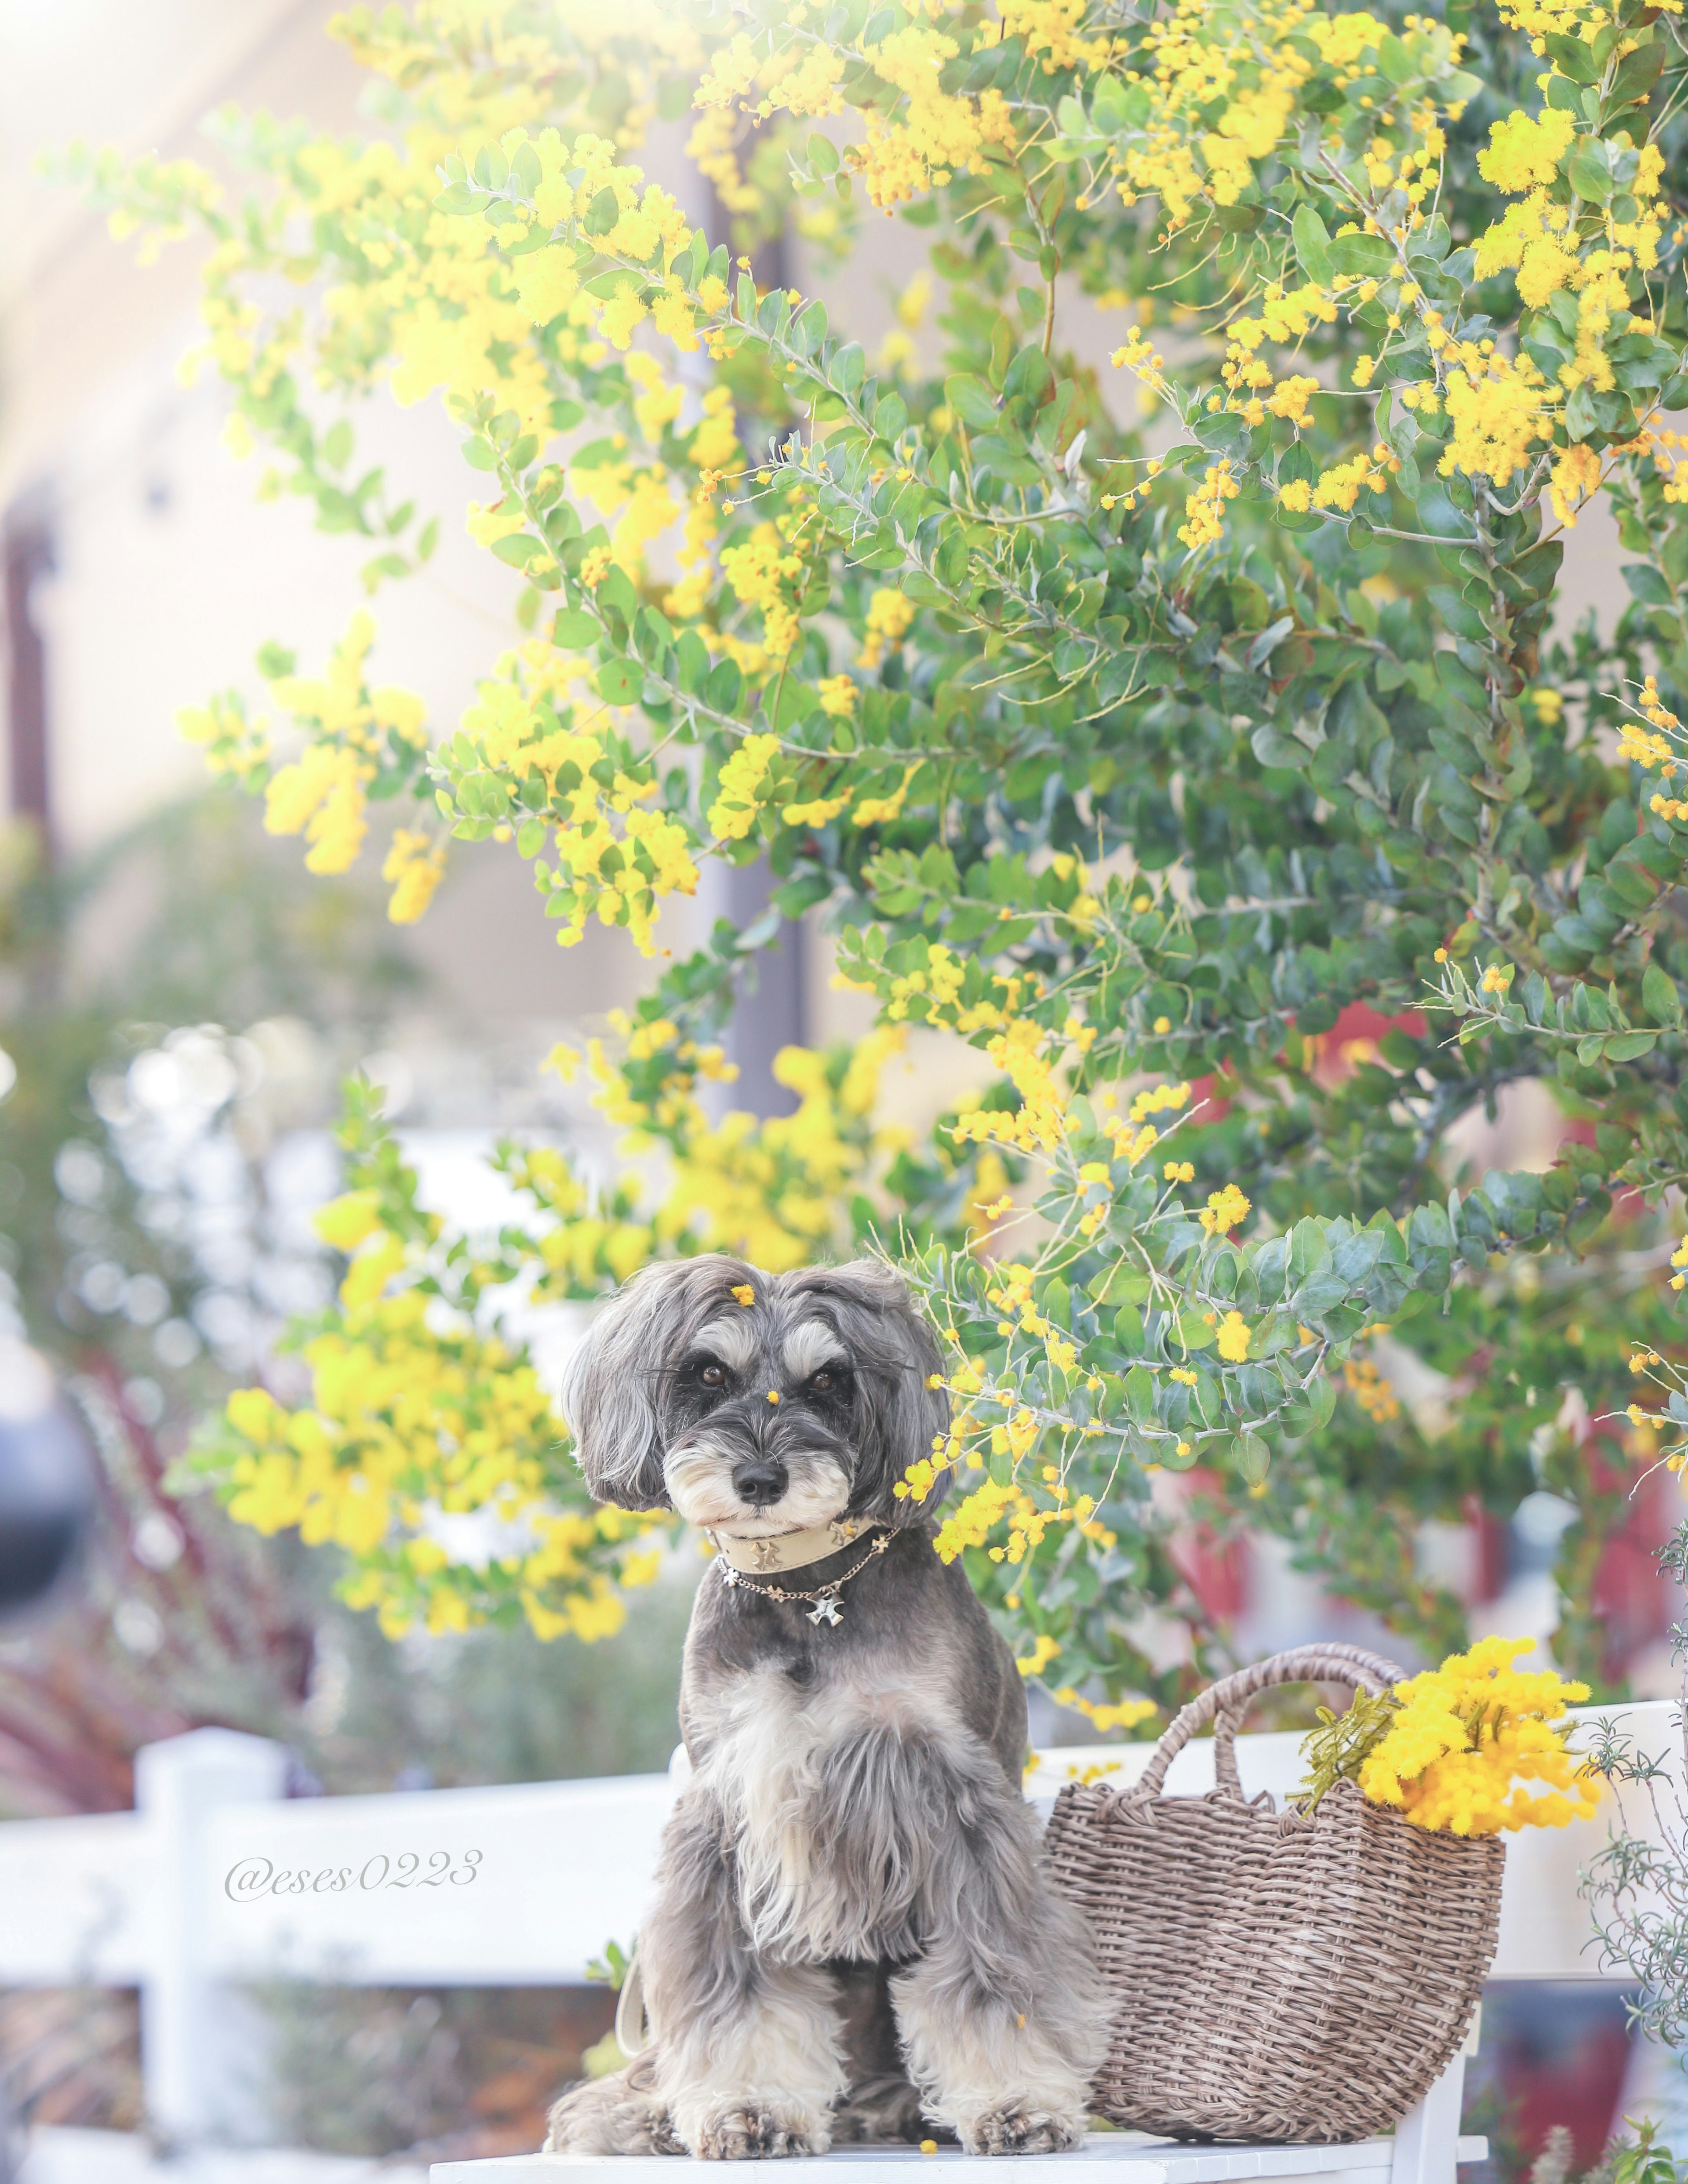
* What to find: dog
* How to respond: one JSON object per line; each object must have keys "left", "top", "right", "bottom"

{"left": 544, "top": 1254, "right": 1109, "bottom": 2160}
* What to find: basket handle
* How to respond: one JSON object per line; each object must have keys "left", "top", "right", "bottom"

{"left": 1135, "top": 1643, "right": 1407, "bottom": 1801}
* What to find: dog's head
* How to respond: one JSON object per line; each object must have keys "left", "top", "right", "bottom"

{"left": 560, "top": 1256, "right": 951, "bottom": 1535}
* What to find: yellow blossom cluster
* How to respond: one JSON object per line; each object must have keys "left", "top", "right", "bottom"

{"left": 381, "top": 830, "right": 449, "bottom": 924}
{"left": 176, "top": 690, "right": 272, "bottom": 789}
{"left": 857, "top": 587, "right": 917, "bottom": 671}
{"left": 1108, "top": 0, "right": 1333, "bottom": 228}
{"left": 462, "top": 649, "right": 700, "bottom": 957}
{"left": 1357, "top": 1638, "right": 1599, "bottom": 1835}
{"left": 1343, "top": 1355, "right": 1402, "bottom": 1423}
{"left": 1493, "top": 0, "right": 1681, "bottom": 58}
{"left": 720, "top": 521, "right": 806, "bottom": 660}
{"left": 1200, "top": 1182, "right": 1252, "bottom": 1236}
{"left": 219, "top": 1269, "right": 662, "bottom": 1643}
{"left": 851, "top": 23, "right": 1018, "bottom": 209}
{"left": 1053, "top": 1692, "right": 1159, "bottom": 1734}
{"left": 1620, "top": 678, "right": 1685, "bottom": 801}
{"left": 708, "top": 733, "right": 782, "bottom": 841}
{"left": 1179, "top": 462, "right": 1241, "bottom": 551}
{"left": 1218, "top": 283, "right": 1336, "bottom": 430}
{"left": 256, "top": 613, "right": 429, "bottom": 908}
{"left": 548, "top": 1025, "right": 910, "bottom": 1278}
{"left": 952, "top": 1020, "right": 1077, "bottom": 1155}
{"left": 931, "top": 1468, "right": 1114, "bottom": 1568}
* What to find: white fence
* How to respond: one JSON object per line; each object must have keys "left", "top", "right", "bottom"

{"left": 0, "top": 1704, "right": 1678, "bottom": 2153}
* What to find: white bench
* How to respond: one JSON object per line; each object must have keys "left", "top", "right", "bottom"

{"left": 428, "top": 2138, "right": 1488, "bottom": 2184}
{"left": 427, "top": 1704, "right": 1672, "bottom": 2184}
{"left": 0, "top": 1704, "right": 1670, "bottom": 2168}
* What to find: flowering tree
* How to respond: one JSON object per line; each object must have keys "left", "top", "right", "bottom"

{"left": 63, "top": 0, "right": 1688, "bottom": 1719}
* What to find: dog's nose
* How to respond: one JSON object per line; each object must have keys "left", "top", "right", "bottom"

{"left": 731, "top": 1457, "right": 788, "bottom": 1507}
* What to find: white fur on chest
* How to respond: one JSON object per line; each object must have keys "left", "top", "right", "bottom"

{"left": 691, "top": 1662, "right": 968, "bottom": 1961}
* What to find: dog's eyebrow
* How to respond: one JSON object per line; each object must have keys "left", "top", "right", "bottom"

{"left": 693, "top": 1315, "right": 757, "bottom": 1371}
{"left": 783, "top": 1320, "right": 848, "bottom": 1381}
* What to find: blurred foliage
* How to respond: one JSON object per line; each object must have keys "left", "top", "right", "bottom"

{"left": 0, "top": 793, "right": 691, "bottom": 1814}
{"left": 256, "top": 1983, "right": 614, "bottom": 2160}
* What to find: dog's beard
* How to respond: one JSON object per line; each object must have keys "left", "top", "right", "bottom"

{"left": 664, "top": 1432, "right": 854, "bottom": 1537}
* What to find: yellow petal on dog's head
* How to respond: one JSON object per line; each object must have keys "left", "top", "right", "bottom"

{"left": 767, "top": 1390, "right": 781, "bottom": 1404}
{"left": 732, "top": 1283, "right": 755, "bottom": 1306}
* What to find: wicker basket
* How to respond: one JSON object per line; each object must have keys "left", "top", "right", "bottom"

{"left": 1044, "top": 1644, "right": 1504, "bottom": 2144}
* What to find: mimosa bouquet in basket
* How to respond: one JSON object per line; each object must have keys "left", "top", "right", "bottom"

{"left": 1045, "top": 1637, "right": 1599, "bottom": 2146}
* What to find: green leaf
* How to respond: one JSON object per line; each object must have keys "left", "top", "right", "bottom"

{"left": 831, "top": 342, "right": 866, "bottom": 397}
{"left": 706, "top": 658, "right": 744, "bottom": 714}
{"left": 1233, "top": 1432, "right": 1270, "bottom": 1487}
{"left": 552, "top": 608, "right": 599, "bottom": 648}
{"left": 944, "top": 374, "right": 999, "bottom": 431}
{"left": 1623, "top": 563, "right": 1673, "bottom": 607}
{"left": 1292, "top": 205, "right": 1332, "bottom": 285}
{"left": 1124, "top": 1364, "right": 1157, "bottom": 1429}
{"left": 676, "top": 627, "right": 710, "bottom": 694}
{"left": 585, "top": 186, "right": 621, "bottom": 236}
{"left": 1252, "top": 727, "right": 1310, "bottom": 770}
{"left": 596, "top": 658, "right": 644, "bottom": 705}
{"left": 807, "top": 131, "right": 840, "bottom": 178}
{"left": 1610, "top": 38, "right": 1666, "bottom": 104}
{"left": 1544, "top": 31, "right": 1601, "bottom": 80}
{"left": 791, "top": 298, "right": 829, "bottom": 354}
{"left": 1111, "top": 1305, "right": 1146, "bottom": 1354}
{"left": 1327, "top": 233, "right": 1395, "bottom": 278}
{"left": 1567, "top": 142, "right": 1613, "bottom": 204}
{"left": 1644, "top": 961, "right": 1682, "bottom": 1026}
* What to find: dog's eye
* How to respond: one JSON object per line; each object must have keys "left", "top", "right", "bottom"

{"left": 809, "top": 1369, "right": 837, "bottom": 1393}
{"left": 699, "top": 1363, "right": 725, "bottom": 1388}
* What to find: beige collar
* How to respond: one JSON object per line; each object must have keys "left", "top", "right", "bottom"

{"left": 707, "top": 1517, "right": 877, "bottom": 1575}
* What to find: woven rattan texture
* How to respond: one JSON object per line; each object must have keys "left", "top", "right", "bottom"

{"left": 1044, "top": 1645, "right": 1504, "bottom": 2144}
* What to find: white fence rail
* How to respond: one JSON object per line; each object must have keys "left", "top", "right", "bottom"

{"left": 0, "top": 1704, "right": 1677, "bottom": 2152}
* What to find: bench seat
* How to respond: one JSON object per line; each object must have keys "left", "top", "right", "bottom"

{"left": 431, "top": 2134, "right": 1489, "bottom": 2182}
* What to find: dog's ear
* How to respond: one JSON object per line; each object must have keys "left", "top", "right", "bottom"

{"left": 789, "top": 1260, "right": 951, "bottom": 1524}
{"left": 562, "top": 1257, "right": 755, "bottom": 1509}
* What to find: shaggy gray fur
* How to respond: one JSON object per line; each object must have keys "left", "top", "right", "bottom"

{"left": 546, "top": 1256, "right": 1109, "bottom": 2160}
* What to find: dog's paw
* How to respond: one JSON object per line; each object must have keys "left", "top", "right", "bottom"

{"left": 959, "top": 2104, "right": 1086, "bottom": 2157}
{"left": 545, "top": 2071, "right": 684, "bottom": 2156}
{"left": 695, "top": 2104, "right": 827, "bottom": 2159}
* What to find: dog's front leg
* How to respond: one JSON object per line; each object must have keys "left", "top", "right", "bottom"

{"left": 892, "top": 1782, "right": 1108, "bottom": 2155}
{"left": 644, "top": 1790, "right": 848, "bottom": 2159}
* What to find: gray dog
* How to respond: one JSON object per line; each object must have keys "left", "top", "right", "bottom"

{"left": 545, "top": 1254, "right": 1108, "bottom": 2161}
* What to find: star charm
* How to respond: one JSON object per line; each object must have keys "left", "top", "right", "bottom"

{"left": 808, "top": 1595, "right": 844, "bottom": 1628}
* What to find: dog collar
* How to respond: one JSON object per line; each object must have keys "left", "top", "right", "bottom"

{"left": 707, "top": 1516, "right": 876, "bottom": 1576}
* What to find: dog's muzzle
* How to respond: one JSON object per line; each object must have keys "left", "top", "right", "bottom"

{"left": 731, "top": 1456, "right": 789, "bottom": 1507}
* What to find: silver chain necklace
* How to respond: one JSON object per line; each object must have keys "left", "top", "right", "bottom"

{"left": 716, "top": 1529, "right": 891, "bottom": 1626}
